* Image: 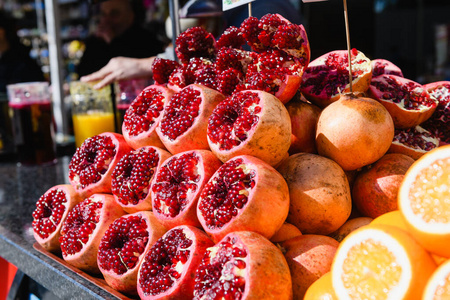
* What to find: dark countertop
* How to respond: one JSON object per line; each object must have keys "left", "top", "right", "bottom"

{"left": 0, "top": 156, "right": 123, "bottom": 299}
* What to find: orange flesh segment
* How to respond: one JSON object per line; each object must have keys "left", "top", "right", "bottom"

{"left": 433, "top": 273, "right": 450, "bottom": 300}
{"left": 342, "top": 239, "right": 402, "bottom": 299}
{"left": 409, "top": 158, "right": 450, "bottom": 224}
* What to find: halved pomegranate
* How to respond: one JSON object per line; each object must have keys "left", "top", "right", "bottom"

{"left": 122, "top": 85, "right": 173, "bottom": 150}
{"left": 388, "top": 125, "right": 439, "bottom": 160}
{"left": 32, "top": 184, "right": 83, "bottom": 253}
{"left": 137, "top": 225, "right": 214, "bottom": 300}
{"left": 371, "top": 58, "right": 404, "bottom": 77}
{"left": 68, "top": 132, "right": 132, "bottom": 198}
{"left": 151, "top": 150, "right": 221, "bottom": 229}
{"left": 156, "top": 84, "right": 225, "bottom": 154}
{"left": 207, "top": 90, "right": 291, "bottom": 167}
{"left": 197, "top": 155, "right": 289, "bottom": 243}
{"left": 97, "top": 211, "right": 167, "bottom": 295}
{"left": 421, "top": 81, "right": 450, "bottom": 145}
{"left": 368, "top": 74, "right": 437, "bottom": 128}
{"left": 193, "top": 231, "right": 292, "bottom": 300}
{"left": 111, "top": 146, "right": 171, "bottom": 213}
{"left": 59, "top": 194, "right": 126, "bottom": 274}
{"left": 300, "top": 49, "right": 372, "bottom": 108}
{"left": 175, "top": 26, "right": 216, "bottom": 64}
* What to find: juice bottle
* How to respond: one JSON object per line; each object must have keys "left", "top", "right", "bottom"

{"left": 72, "top": 111, "right": 115, "bottom": 147}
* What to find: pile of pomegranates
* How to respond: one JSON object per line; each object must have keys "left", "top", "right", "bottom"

{"left": 31, "top": 12, "right": 448, "bottom": 299}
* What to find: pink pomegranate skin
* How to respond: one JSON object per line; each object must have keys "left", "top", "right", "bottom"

{"left": 197, "top": 155, "right": 290, "bottom": 243}
{"left": 151, "top": 150, "right": 222, "bottom": 229}
{"left": 98, "top": 211, "right": 167, "bottom": 295}
{"left": 59, "top": 193, "right": 126, "bottom": 274}
{"left": 68, "top": 132, "right": 132, "bottom": 198}
{"left": 193, "top": 231, "right": 293, "bottom": 300}
{"left": 137, "top": 225, "right": 214, "bottom": 300}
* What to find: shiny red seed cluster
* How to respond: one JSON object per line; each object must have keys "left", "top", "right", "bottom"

{"left": 111, "top": 147, "right": 159, "bottom": 206}
{"left": 198, "top": 158, "right": 256, "bottom": 229}
{"left": 175, "top": 26, "right": 216, "bottom": 64}
{"left": 123, "top": 88, "right": 165, "bottom": 136}
{"left": 393, "top": 127, "right": 437, "bottom": 151}
{"left": 139, "top": 228, "right": 193, "bottom": 296}
{"left": 98, "top": 215, "right": 149, "bottom": 275}
{"left": 208, "top": 91, "right": 261, "bottom": 150}
{"left": 193, "top": 235, "right": 247, "bottom": 300}
{"left": 159, "top": 86, "right": 202, "bottom": 140}
{"left": 216, "top": 26, "right": 246, "bottom": 49}
{"left": 68, "top": 135, "right": 116, "bottom": 189}
{"left": 152, "top": 58, "right": 181, "bottom": 85}
{"left": 59, "top": 198, "right": 103, "bottom": 256}
{"left": 421, "top": 84, "right": 450, "bottom": 144}
{"left": 217, "top": 68, "right": 244, "bottom": 96}
{"left": 32, "top": 188, "right": 68, "bottom": 239}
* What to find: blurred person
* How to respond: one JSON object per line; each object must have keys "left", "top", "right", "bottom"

{"left": 0, "top": 10, "right": 45, "bottom": 94}
{"left": 76, "top": 0, "right": 165, "bottom": 77}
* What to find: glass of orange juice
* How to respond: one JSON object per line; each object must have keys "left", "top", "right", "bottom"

{"left": 69, "top": 81, "right": 116, "bottom": 147}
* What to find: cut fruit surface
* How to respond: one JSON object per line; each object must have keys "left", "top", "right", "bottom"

{"left": 423, "top": 259, "right": 450, "bottom": 300}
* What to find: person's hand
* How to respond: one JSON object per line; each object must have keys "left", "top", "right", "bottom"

{"left": 80, "top": 56, "right": 156, "bottom": 89}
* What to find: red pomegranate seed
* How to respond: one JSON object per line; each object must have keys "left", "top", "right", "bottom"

{"left": 32, "top": 189, "right": 67, "bottom": 239}
{"left": 152, "top": 58, "right": 180, "bottom": 84}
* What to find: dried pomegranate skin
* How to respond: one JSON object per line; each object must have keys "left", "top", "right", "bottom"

{"left": 193, "top": 231, "right": 292, "bottom": 300}
{"left": 32, "top": 184, "right": 83, "bottom": 253}
{"left": 156, "top": 84, "right": 225, "bottom": 155}
{"left": 368, "top": 74, "right": 437, "bottom": 129}
{"left": 68, "top": 132, "right": 132, "bottom": 198}
{"left": 300, "top": 49, "right": 372, "bottom": 108}
{"left": 151, "top": 150, "right": 221, "bottom": 229}
{"left": 137, "top": 225, "right": 214, "bottom": 300}
{"left": 388, "top": 126, "right": 439, "bottom": 160}
{"left": 371, "top": 58, "right": 404, "bottom": 77}
{"left": 197, "top": 155, "right": 290, "bottom": 243}
{"left": 59, "top": 194, "right": 126, "bottom": 274}
{"left": 98, "top": 211, "right": 167, "bottom": 295}
{"left": 207, "top": 90, "right": 291, "bottom": 167}
{"left": 122, "top": 85, "right": 173, "bottom": 150}
{"left": 111, "top": 146, "right": 171, "bottom": 213}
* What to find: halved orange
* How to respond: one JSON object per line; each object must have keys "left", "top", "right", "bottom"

{"left": 398, "top": 145, "right": 450, "bottom": 258}
{"left": 371, "top": 210, "right": 409, "bottom": 232}
{"left": 304, "top": 272, "right": 336, "bottom": 300}
{"left": 331, "top": 224, "right": 436, "bottom": 300}
{"left": 423, "top": 258, "right": 450, "bottom": 300}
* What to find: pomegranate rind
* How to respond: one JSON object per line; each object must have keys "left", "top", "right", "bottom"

{"left": 371, "top": 58, "right": 404, "bottom": 77}
{"left": 197, "top": 155, "right": 290, "bottom": 243}
{"left": 368, "top": 74, "right": 437, "bottom": 129}
{"left": 60, "top": 193, "right": 126, "bottom": 274}
{"left": 193, "top": 231, "right": 293, "bottom": 300}
{"left": 270, "top": 222, "right": 302, "bottom": 243}
{"left": 111, "top": 146, "right": 172, "bottom": 213}
{"left": 99, "top": 211, "right": 167, "bottom": 295}
{"left": 388, "top": 126, "right": 439, "bottom": 160}
{"left": 300, "top": 50, "right": 372, "bottom": 108}
{"left": 156, "top": 84, "right": 225, "bottom": 155}
{"left": 151, "top": 150, "right": 222, "bottom": 229}
{"left": 32, "top": 184, "right": 83, "bottom": 253}
{"left": 274, "top": 74, "right": 302, "bottom": 104}
{"left": 207, "top": 90, "right": 292, "bottom": 167}
{"left": 316, "top": 93, "right": 395, "bottom": 171}
{"left": 122, "top": 85, "right": 174, "bottom": 150}
{"left": 68, "top": 132, "right": 132, "bottom": 198}
{"left": 137, "top": 225, "right": 214, "bottom": 300}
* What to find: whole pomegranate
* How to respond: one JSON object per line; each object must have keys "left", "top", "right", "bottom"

{"left": 193, "top": 231, "right": 292, "bottom": 300}
{"left": 156, "top": 84, "right": 225, "bottom": 154}
{"left": 137, "top": 225, "right": 214, "bottom": 299}
{"left": 300, "top": 49, "right": 373, "bottom": 108}
{"left": 421, "top": 81, "right": 450, "bottom": 145}
{"left": 368, "top": 74, "right": 437, "bottom": 128}
{"left": 277, "top": 153, "right": 352, "bottom": 235}
{"left": 329, "top": 216, "right": 373, "bottom": 242}
{"left": 371, "top": 58, "right": 404, "bottom": 77}
{"left": 316, "top": 93, "right": 395, "bottom": 171}
{"left": 197, "top": 155, "right": 290, "bottom": 243}
{"left": 111, "top": 146, "right": 171, "bottom": 213}
{"left": 270, "top": 222, "right": 302, "bottom": 244}
{"left": 32, "top": 184, "right": 83, "bottom": 253}
{"left": 68, "top": 132, "right": 132, "bottom": 198}
{"left": 352, "top": 153, "right": 414, "bottom": 218}
{"left": 151, "top": 150, "right": 221, "bottom": 229}
{"left": 59, "top": 194, "right": 126, "bottom": 274}
{"left": 388, "top": 126, "right": 439, "bottom": 160}
{"left": 207, "top": 90, "right": 291, "bottom": 167}
{"left": 122, "top": 85, "right": 173, "bottom": 150}
{"left": 97, "top": 211, "right": 167, "bottom": 295}
{"left": 281, "top": 234, "right": 339, "bottom": 299}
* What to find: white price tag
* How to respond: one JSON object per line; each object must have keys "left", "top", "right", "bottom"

{"left": 223, "top": 0, "right": 256, "bottom": 11}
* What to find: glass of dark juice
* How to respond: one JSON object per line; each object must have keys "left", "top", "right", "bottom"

{"left": 7, "top": 82, "right": 56, "bottom": 166}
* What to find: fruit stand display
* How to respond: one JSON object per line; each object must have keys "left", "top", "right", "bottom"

{"left": 0, "top": 4, "right": 448, "bottom": 299}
